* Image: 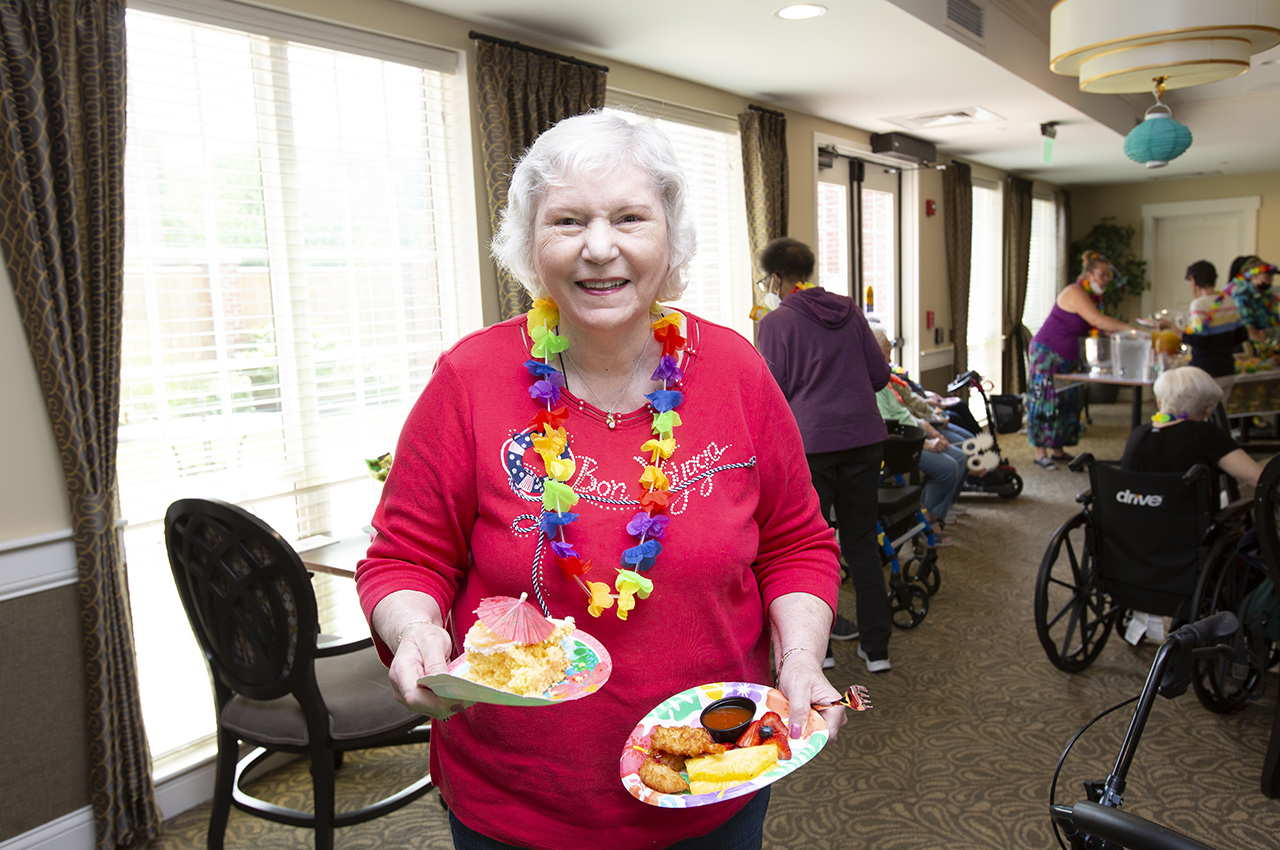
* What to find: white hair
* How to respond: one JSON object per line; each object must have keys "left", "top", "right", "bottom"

{"left": 490, "top": 110, "right": 697, "bottom": 302}
{"left": 1154, "top": 366, "right": 1224, "bottom": 419}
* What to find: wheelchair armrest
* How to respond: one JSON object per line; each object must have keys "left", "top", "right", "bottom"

{"left": 1211, "top": 496, "right": 1253, "bottom": 527}
{"left": 1067, "top": 453, "right": 1093, "bottom": 474}
{"left": 1075, "top": 488, "right": 1092, "bottom": 505}
{"left": 316, "top": 634, "right": 375, "bottom": 656}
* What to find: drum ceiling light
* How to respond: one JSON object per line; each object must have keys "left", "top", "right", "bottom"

{"left": 1123, "top": 77, "right": 1193, "bottom": 168}
{"left": 1050, "top": 0, "right": 1280, "bottom": 93}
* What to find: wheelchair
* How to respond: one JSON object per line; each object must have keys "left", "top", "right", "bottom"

{"left": 1033, "top": 453, "right": 1264, "bottom": 714}
{"left": 876, "top": 421, "right": 941, "bottom": 629}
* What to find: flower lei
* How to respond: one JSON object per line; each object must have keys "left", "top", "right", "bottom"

{"left": 793, "top": 281, "right": 815, "bottom": 292}
{"left": 1151, "top": 411, "right": 1189, "bottom": 424}
{"left": 523, "top": 297, "right": 686, "bottom": 621}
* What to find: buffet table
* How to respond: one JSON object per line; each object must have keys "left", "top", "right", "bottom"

{"left": 1053, "top": 372, "right": 1154, "bottom": 431}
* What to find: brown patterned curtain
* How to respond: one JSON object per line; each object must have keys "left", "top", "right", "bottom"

{"left": 473, "top": 32, "right": 607, "bottom": 320}
{"left": 740, "top": 105, "right": 788, "bottom": 300}
{"left": 943, "top": 161, "right": 973, "bottom": 377}
{"left": 0, "top": 3, "right": 161, "bottom": 848}
{"left": 1001, "top": 175, "right": 1034, "bottom": 393}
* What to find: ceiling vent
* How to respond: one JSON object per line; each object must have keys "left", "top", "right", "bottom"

{"left": 869, "top": 133, "right": 937, "bottom": 165}
{"left": 946, "top": 0, "right": 985, "bottom": 41}
{"left": 886, "top": 105, "right": 1004, "bottom": 131}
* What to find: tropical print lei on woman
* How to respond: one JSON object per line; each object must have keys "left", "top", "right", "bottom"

{"left": 523, "top": 297, "right": 686, "bottom": 620}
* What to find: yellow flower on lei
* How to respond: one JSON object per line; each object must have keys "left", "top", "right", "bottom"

{"left": 641, "top": 437, "right": 676, "bottom": 461}
{"left": 531, "top": 425, "right": 568, "bottom": 462}
{"left": 586, "top": 581, "right": 615, "bottom": 617}
{"left": 545, "top": 456, "right": 576, "bottom": 482}
{"left": 614, "top": 570, "right": 653, "bottom": 621}
{"left": 639, "top": 464, "right": 669, "bottom": 492}
{"left": 527, "top": 297, "right": 559, "bottom": 330}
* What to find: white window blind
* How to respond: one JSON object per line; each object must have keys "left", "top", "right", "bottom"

{"left": 120, "top": 2, "right": 477, "bottom": 761}
{"left": 1023, "top": 195, "right": 1060, "bottom": 336}
{"left": 967, "top": 180, "right": 1002, "bottom": 420}
{"left": 816, "top": 181, "right": 849, "bottom": 296}
{"left": 605, "top": 98, "right": 753, "bottom": 338}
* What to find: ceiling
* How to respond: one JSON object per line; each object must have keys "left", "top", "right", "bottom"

{"left": 398, "top": 0, "right": 1280, "bottom": 187}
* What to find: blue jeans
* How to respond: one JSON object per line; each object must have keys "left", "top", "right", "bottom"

{"left": 918, "top": 445, "right": 964, "bottom": 521}
{"left": 448, "top": 788, "right": 770, "bottom": 850}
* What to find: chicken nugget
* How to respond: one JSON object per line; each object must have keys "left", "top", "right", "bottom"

{"left": 649, "top": 725, "right": 726, "bottom": 757}
{"left": 638, "top": 758, "right": 689, "bottom": 794}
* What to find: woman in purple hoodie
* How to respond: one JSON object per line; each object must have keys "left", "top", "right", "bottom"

{"left": 756, "top": 237, "right": 894, "bottom": 673}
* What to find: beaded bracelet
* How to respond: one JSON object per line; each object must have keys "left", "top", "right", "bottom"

{"left": 773, "top": 646, "right": 811, "bottom": 686}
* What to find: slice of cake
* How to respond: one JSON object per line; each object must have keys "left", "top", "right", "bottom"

{"left": 458, "top": 615, "right": 575, "bottom": 696}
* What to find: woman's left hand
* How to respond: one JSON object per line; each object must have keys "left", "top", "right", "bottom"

{"left": 776, "top": 651, "right": 847, "bottom": 742}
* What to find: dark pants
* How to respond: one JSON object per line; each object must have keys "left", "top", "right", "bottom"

{"left": 448, "top": 787, "right": 770, "bottom": 849}
{"left": 806, "top": 442, "right": 890, "bottom": 658}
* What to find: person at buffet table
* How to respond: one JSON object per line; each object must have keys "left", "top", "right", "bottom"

{"left": 355, "top": 110, "right": 847, "bottom": 850}
{"left": 755, "top": 236, "right": 891, "bottom": 672}
{"left": 1182, "top": 259, "right": 1247, "bottom": 379}
{"left": 1121, "top": 365, "right": 1263, "bottom": 489}
{"left": 1026, "top": 251, "right": 1143, "bottom": 471}
{"left": 1224, "top": 255, "right": 1280, "bottom": 343}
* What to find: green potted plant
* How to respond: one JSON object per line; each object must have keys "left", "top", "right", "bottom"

{"left": 1069, "top": 216, "right": 1150, "bottom": 404}
{"left": 1069, "top": 216, "right": 1150, "bottom": 317}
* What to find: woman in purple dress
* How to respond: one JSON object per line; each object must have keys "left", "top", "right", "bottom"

{"left": 1027, "top": 251, "right": 1137, "bottom": 470}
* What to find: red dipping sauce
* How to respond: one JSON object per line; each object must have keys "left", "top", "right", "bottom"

{"left": 702, "top": 704, "right": 754, "bottom": 730}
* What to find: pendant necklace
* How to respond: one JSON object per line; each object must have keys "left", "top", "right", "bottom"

{"left": 562, "top": 333, "right": 651, "bottom": 429}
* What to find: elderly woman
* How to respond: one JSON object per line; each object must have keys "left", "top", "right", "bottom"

{"left": 1027, "top": 251, "right": 1140, "bottom": 470}
{"left": 1224, "top": 255, "right": 1280, "bottom": 343}
{"left": 1121, "top": 365, "right": 1262, "bottom": 488}
{"left": 871, "top": 326, "right": 965, "bottom": 545}
{"left": 1182, "top": 259, "right": 1246, "bottom": 378}
{"left": 355, "top": 111, "right": 845, "bottom": 850}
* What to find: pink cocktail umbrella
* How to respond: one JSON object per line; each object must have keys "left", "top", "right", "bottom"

{"left": 475, "top": 592, "right": 555, "bottom": 644}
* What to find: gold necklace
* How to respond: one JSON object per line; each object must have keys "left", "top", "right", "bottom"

{"left": 562, "top": 334, "right": 651, "bottom": 429}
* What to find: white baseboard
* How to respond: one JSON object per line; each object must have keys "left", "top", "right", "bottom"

{"left": 0, "top": 808, "right": 93, "bottom": 850}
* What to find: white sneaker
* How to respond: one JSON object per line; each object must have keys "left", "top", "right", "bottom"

{"left": 857, "top": 646, "right": 892, "bottom": 673}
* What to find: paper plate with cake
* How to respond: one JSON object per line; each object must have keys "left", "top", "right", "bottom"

{"left": 619, "top": 681, "right": 828, "bottom": 808}
{"left": 418, "top": 593, "right": 611, "bottom": 707}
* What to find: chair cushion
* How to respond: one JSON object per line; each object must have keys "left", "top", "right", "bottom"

{"left": 221, "top": 645, "right": 420, "bottom": 746}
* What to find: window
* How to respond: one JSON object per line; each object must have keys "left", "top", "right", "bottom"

{"left": 967, "top": 179, "right": 1002, "bottom": 421}
{"left": 605, "top": 99, "right": 752, "bottom": 337}
{"left": 816, "top": 181, "right": 849, "bottom": 295}
{"left": 861, "top": 181, "right": 898, "bottom": 333}
{"left": 120, "top": 1, "right": 477, "bottom": 763}
{"left": 1023, "top": 195, "right": 1061, "bottom": 336}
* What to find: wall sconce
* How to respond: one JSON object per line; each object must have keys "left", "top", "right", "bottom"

{"left": 1123, "top": 77, "right": 1192, "bottom": 168}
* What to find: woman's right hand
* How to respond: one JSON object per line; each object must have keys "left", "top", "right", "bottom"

{"left": 388, "top": 620, "right": 471, "bottom": 720}
{"left": 373, "top": 590, "right": 471, "bottom": 720}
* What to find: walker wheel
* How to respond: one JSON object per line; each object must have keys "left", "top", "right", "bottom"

{"left": 904, "top": 548, "right": 941, "bottom": 596}
{"left": 890, "top": 580, "right": 929, "bottom": 629}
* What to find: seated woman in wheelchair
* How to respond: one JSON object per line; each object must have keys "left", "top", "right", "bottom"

{"left": 1121, "top": 365, "right": 1263, "bottom": 489}
{"left": 870, "top": 326, "right": 967, "bottom": 543}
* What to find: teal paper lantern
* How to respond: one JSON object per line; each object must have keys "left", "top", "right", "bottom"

{"left": 1124, "top": 108, "right": 1192, "bottom": 169}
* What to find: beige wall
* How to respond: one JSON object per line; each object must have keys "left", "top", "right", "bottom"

{"left": 0, "top": 0, "right": 1022, "bottom": 839}
{"left": 1071, "top": 171, "right": 1280, "bottom": 270}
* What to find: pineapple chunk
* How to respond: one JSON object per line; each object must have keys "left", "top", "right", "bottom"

{"left": 685, "top": 744, "right": 778, "bottom": 785}
{"left": 688, "top": 779, "right": 737, "bottom": 795}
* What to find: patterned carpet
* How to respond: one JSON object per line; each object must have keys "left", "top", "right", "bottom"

{"left": 150, "top": 398, "right": 1280, "bottom": 850}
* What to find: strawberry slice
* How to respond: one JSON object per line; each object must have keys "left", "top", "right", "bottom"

{"left": 756, "top": 711, "right": 791, "bottom": 760}
{"left": 734, "top": 719, "right": 764, "bottom": 749}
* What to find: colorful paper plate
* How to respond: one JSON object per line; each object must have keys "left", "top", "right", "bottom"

{"left": 619, "top": 681, "right": 828, "bottom": 808}
{"left": 418, "top": 629, "right": 611, "bottom": 707}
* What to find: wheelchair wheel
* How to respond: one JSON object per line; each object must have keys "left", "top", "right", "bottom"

{"left": 889, "top": 577, "right": 929, "bottom": 629}
{"left": 1034, "top": 512, "right": 1115, "bottom": 672}
{"left": 903, "top": 532, "right": 940, "bottom": 596}
{"left": 1191, "top": 550, "right": 1268, "bottom": 713}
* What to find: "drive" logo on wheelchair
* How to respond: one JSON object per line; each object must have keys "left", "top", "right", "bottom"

{"left": 1114, "top": 489, "right": 1163, "bottom": 507}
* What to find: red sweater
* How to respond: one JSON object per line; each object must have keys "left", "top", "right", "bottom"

{"left": 356, "top": 311, "right": 840, "bottom": 849}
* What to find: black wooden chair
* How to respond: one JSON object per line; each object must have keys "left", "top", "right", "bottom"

{"left": 165, "top": 498, "right": 432, "bottom": 850}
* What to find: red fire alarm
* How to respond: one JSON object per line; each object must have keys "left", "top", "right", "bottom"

{"left": 926, "top": 310, "right": 935, "bottom": 329}
{"left": 925, "top": 199, "right": 937, "bottom": 217}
